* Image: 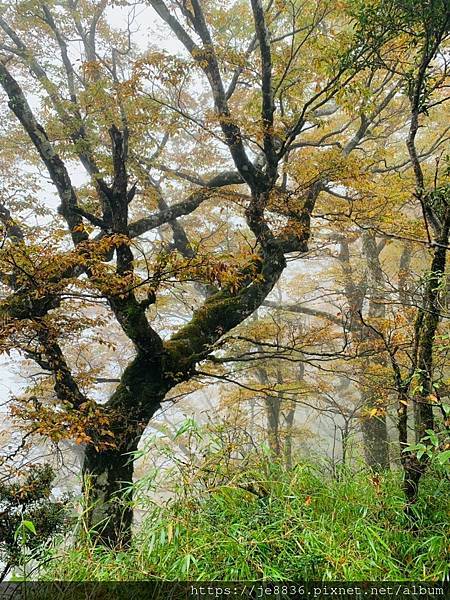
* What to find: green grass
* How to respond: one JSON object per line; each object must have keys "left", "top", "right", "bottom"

{"left": 43, "top": 461, "right": 449, "bottom": 581}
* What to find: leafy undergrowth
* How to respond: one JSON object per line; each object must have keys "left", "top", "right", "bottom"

{"left": 43, "top": 463, "right": 449, "bottom": 581}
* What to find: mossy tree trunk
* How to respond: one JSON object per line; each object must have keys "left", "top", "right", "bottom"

{"left": 82, "top": 437, "right": 140, "bottom": 548}
{"left": 403, "top": 220, "right": 449, "bottom": 515}
{"left": 81, "top": 354, "right": 172, "bottom": 547}
{"left": 80, "top": 229, "right": 300, "bottom": 547}
{"left": 399, "top": 17, "right": 450, "bottom": 514}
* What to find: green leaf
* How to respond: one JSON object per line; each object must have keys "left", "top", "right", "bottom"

{"left": 425, "top": 430, "right": 439, "bottom": 447}
{"left": 22, "top": 520, "right": 36, "bottom": 535}
{"left": 417, "top": 448, "right": 427, "bottom": 460}
{"left": 437, "top": 450, "right": 450, "bottom": 466}
{"left": 174, "top": 418, "right": 199, "bottom": 439}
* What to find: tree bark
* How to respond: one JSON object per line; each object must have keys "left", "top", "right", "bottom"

{"left": 360, "top": 408, "right": 390, "bottom": 471}
{"left": 403, "top": 216, "right": 449, "bottom": 515}
{"left": 360, "top": 232, "right": 390, "bottom": 470}
{"left": 265, "top": 394, "right": 282, "bottom": 456}
{"left": 80, "top": 352, "right": 171, "bottom": 547}
{"left": 82, "top": 433, "right": 141, "bottom": 548}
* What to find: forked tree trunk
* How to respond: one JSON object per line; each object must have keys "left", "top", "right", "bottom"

{"left": 263, "top": 366, "right": 294, "bottom": 461}
{"left": 339, "top": 234, "right": 390, "bottom": 471}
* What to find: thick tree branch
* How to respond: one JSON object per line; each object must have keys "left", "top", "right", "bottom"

{"left": 263, "top": 300, "right": 345, "bottom": 328}
{"left": 34, "top": 327, "right": 88, "bottom": 409}
{"left": 165, "top": 242, "right": 286, "bottom": 368}
{"left": 129, "top": 171, "right": 244, "bottom": 238}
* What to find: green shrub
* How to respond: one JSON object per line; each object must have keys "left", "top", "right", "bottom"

{"left": 0, "top": 464, "right": 70, "bottom": 581}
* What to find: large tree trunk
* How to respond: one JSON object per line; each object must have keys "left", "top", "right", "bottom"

{"left": 80, "top": 354, "right": 170, "bottom": 547}
{"left": 82, "top": 434, "right": 141, "bottom": 548}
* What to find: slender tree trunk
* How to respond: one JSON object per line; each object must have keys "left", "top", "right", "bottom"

{"left": 397, "top": 387, "right": 423, "bottom": 522}
{"left": 283, "top": 400, "right": 296, "bottom": 469}
{"left": 341, "top": 420, "right": 350, "bottom": 468}
{"left": 360, "top": 407, "right": 390, "bottom": 471}
{"left": 255, "top": 361, "right": 283, "bottom": 457}
{"left": 283, "top": 363, "right": 302, "bottom": 469}
{"left": 265, "top": 394, "right": 282, "bottom": 456}
{"left": 395, "top": 245, "right": 424, "bottom": 520}
{"left": 405, "top": 225, "right": 448, "bottom": 514}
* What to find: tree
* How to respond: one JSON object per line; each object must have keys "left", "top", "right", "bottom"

{"left": 0, "top": 0, "right": 447, "bottom": 547}
{"left": 343, "top": 0, "right": 450, "bottom": 515}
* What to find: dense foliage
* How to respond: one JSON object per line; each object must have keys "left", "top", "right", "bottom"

{"left": 43, "top": 460, "right": 449, "bottom": 581}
